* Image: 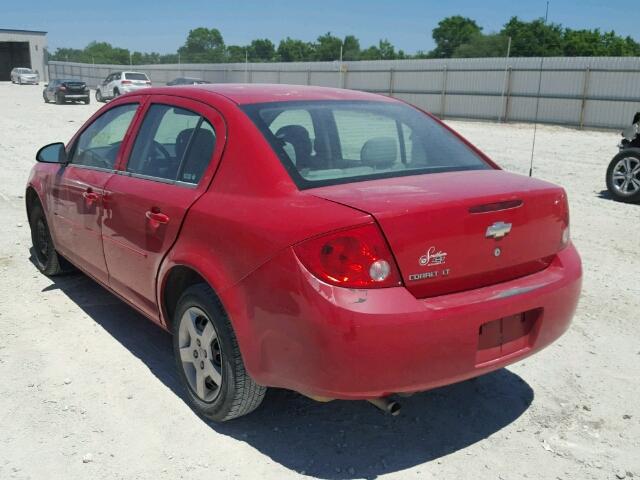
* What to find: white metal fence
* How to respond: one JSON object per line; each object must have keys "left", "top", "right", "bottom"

{"left": 48, "top": 57, "right": 640, "bottom": 129}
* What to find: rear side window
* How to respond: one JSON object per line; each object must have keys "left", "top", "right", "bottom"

{"left": 70, "top": 103, "right": 138, "bottom": 169}
{"left": 125, "top": 73, "right": 149, "bottom": 81}
{"left": 127, "top": 104, "right": 216, "bottom": 185}
{"left": 243, "top": 100, "right": 490, "bottom": 188}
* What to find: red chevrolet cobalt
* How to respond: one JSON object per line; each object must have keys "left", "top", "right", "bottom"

{"left": 27, "top": 84, "right": 582, "bottom": 421}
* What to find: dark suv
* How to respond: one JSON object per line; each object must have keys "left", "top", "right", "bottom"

{"left": 43, "top": 79, "right": 90, "bottom": 105}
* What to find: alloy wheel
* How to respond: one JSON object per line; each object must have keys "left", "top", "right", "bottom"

{"left": 611, "top": 156, "right": 640, "bottom": 196}
{"left": 177, "top": 306, "right": 223, "bottom": 402}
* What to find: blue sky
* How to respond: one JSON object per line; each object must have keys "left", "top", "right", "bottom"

{"left": 3, "top": 0, "right": 638, "bottom": 54}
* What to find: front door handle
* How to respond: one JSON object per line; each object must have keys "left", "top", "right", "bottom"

{"left": 82, "top": 191, "right": 99, "bottom": 202}
{"left": 146, "top": 210, "right": 170, "bottom": 225}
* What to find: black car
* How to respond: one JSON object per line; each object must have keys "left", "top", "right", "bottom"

{"left": 166, "top": 77, "right": 210, "bottom": 86}
{"left": 43, "top": 79, "right": 90, "bottom": 105}
{"left": 606, "top": 112, "right": 640, "bottom": 203}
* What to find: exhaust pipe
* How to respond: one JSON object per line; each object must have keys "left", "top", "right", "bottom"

{"left": 367, "top": 397, "right": 401, "bottom": 416}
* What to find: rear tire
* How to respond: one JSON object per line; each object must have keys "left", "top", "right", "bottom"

{"left": 606, "top": 149, "right": 640, "bottom": 204}
{"left": 43, "top": 93, "right": 49, "bottom": 103}
{"left": 29, "top": 203, "right": 64, "bottom": 276}
{"left": 96, "top": 90, "right": 104, "bottom": 102}
{"left": 172, "top": 284, "right": 266, "bottom": 421}
{"left": 84, "top": 97, "right": 90, "bottom": 105}
{"left": 113, "top": 88, "right": 120, "bottom": 97}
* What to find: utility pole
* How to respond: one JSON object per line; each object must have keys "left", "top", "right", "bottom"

{"left": 544, "top": 1, "right": 549, "bottom": 22}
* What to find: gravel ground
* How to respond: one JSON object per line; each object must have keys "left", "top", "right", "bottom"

{"left": 0, "top": 82, "right": 638, "bottom": 480}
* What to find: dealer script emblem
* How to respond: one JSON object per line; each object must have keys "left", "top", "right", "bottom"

{"left": 418, "top": 246, "right": 448, "bottom": 266}
{"left": 409, "top": 247, "right": 450, "bottom": 281}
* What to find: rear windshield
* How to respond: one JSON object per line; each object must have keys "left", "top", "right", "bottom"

{"left": 242, "top": 100, "right": 490, "bottom": 189}
{"left": 125, "top": 73, "right": 149, "bottom": 81}
{"left": 17, "top": 68, "right": 34, "bottom": 74}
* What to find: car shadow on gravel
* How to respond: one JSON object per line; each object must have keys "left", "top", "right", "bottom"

{"left": 40, "top": 265, "right": 534, "bottom": 480}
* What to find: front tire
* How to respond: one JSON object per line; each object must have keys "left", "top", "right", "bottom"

{"left": 55, "top": 93, "right": 64, "bottom": 105}
{"left": 29, "top": 203, "right": 64, "bottom": 276}
{"left": 43, "top": 92, "right": 49, "bottom": 103}
{"left": 172, "top": 284, "right": 266, "bottom": 421}
{"left": 606, "top": 149, "right": 640, "bottom": 203}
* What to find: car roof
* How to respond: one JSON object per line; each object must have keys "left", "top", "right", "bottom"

{"left": 138, "top": 83, "right": 397, "bottom": 105}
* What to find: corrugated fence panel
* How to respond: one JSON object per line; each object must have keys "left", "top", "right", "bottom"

{"left": 47, "top": 57, "right": 640, "bottom": 129}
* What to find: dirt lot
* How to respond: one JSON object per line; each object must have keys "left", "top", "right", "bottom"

{"left": 0, "top": 82, "right": 638, "bottom": 480}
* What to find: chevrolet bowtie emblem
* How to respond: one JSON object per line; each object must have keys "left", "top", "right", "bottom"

{"left": 486, "top": 221, "right": 512, "bottom": 239}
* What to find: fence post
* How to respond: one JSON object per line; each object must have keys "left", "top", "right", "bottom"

{"left": 306, "top": 69, "right": 311, "bottom": 85}
{"left": 277, "top": 69, "right": 281, "bottom": 84}
{"left": 440, "top": 66, "right": 448, "bottom": 119}
{"left": 389, "top": 68, "right": 395, "bottom": 96}
{"left": 504, "top": 67, "right": 513, "bottom": 123}
{"left": 343, "top": 65, "right": 348, "bottom": 89}
{"left": 579, "top": 66, "right": 591, "bottom": 130}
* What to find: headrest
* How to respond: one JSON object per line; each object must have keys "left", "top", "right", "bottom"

{"left": 360, "top": 137, "right": 397, "bottom": 169}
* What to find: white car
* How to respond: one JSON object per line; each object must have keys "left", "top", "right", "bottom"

{"left": 95, "top": 71, "right": 152, "bottom": 102}
{"left": 11, "top": 67, "right": 39, "bottom": 85}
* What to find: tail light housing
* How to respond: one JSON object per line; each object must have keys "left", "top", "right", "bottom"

{"left": 294, "top": 223, "right": 403, "bottom": 289}
{"left": 121, "top": 80, "right": 132, "bottom": 85}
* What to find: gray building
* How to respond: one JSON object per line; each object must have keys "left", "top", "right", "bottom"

{"left": 0, "top": 29, "right": 48, "bottom": 81}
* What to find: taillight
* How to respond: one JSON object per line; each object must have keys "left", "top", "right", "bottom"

{"left": 121, "top": 80, "right": 132, "bottom": 84}
{"left": 59, "top": 85, "right": 66, "bottom": 91}
{"left": 294, "top": 223, "right": 402, "bottom": 289}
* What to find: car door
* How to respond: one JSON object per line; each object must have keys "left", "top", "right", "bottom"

{"left": 50, "top": 99, "right": 142, "bottom": 283}
{"left": 101, "top": 95, "right": 226, "bottom": 319}
{"left": 102, "top": 74, "right": 113, "bottom": 97}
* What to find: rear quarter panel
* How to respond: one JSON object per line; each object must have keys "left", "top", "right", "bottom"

{"left": 157, "top": 96, "right": 371, "bottom": 326}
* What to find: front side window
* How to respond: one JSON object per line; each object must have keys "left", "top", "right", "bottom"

{"left": 127, "top": 104, "right": 216, "bottom": 184}
{"left": 243, "top": 100, "right": 490, "bottom": 188}
{"left": 69, "top": 103, "right": 138, "bottom": 169}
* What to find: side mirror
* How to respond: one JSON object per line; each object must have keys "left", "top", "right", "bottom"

{"left": 36, "top": 142, "right": 68, "bottom": 164}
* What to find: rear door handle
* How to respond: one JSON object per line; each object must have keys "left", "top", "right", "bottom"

{"left": 146, "top": 210, "right": 170, "bottom": 225}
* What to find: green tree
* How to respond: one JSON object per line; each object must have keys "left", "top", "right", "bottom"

{"left": 277, "top": 37, "right": 315, "bottom": 61}
{"left": 314, "top": 32, "right": 342, "bottom": 61}
{"left": 453, "top": 33, "right": 510, "bottom": 58}
{"left": 178, "top": 27, "right": 225, "bottom": 63}
{"left": 342, "top": 35, "right": 361, "bottom": 60}
{"left": 501, "top": 17, "right": 563, "bottom": 56}
{"left": 226, "top": 45, "right": 247, "bottom": 63}
{"left": 432, "top": 16, "right": 482, "bottom": 58}
{"left": 248, "top": 39, "right": 276, "bottom": 61}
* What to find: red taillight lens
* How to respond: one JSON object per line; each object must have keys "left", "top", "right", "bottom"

{"left": 294, "top": 223, "right": 402, "bottom": 289}
{"left": 121, "top": 80, "right": 132, "bottom": 84}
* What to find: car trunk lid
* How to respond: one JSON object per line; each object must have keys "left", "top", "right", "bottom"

{"left": 311, "top": 170, "right": 568, "bottom": 298}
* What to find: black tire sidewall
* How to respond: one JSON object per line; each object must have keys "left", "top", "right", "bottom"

{"left": 172, "top": 285, "right": 239, "bottom": 421}
{"left": 29, "top": 204, "right": 56, "bottom": 273}
{"left": 606, "top": 149, "right": 640, "bottom": 203}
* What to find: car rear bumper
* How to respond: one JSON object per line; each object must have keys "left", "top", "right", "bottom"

{"left": 61, "top": 93, "right": 90, "bottom": 99}
{"left": 226, "top": 243, "right": 582, "bottom": 400}
{"left": 120, "top": 85, "right": 151, "bottom": 93}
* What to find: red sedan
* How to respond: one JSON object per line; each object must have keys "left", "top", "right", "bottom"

{"left": 26, "top": 84, "right": 582, "bottom": 421}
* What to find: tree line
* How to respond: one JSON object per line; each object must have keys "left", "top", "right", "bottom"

{"left": 50, "top": 15, "right": 640, "bottom": 65}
